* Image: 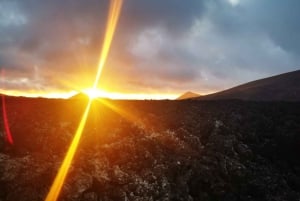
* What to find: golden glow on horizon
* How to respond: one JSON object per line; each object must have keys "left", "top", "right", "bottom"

{"left": 0, "top": 88, "right": 210, "bottom": 100}
{"left": 45, "top": 100, "right": 92, "bottom": 201}
{"left": 0, "top": 89, "right": 76, "bottom": 99}
{"left": 83, "top": 88, "right": 102, "bottom": 99}
{"left": 45, "top": 0, "right": 124, "bottom": 200}
{"left": 0, "top": 89, "right": 182, "bottom": 100}
{"left": 82, "top": 88, "right": 178, "bottom": 100}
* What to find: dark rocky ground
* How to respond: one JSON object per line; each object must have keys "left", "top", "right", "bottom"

{"left": 0, "top": 98, "right": 299, "bottom": 201}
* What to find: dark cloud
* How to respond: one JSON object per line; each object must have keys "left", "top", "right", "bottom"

{"left": 246, "top": 0, "right": 300, "bottom": 55}
{"left": 204, "top": 0, "right": 300, "bottom": 57}
{"left": 0, "top": 0, "right": 299, "bottom": 96}
{"left": 121, "top": 0, "right": 205, "bottom": 34}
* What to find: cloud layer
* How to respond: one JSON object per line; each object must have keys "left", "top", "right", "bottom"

{"left": 0, "top": 0, "right": 299, "bottom": 96}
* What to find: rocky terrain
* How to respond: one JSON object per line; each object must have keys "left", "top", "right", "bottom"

{"left": 0, "top": 98, "right": 300, "bottom": 201}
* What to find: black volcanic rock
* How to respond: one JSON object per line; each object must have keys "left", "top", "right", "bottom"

{"left": 177, "top": 91, "right": 200, "bottom": 100}
{"left": 0, "top": 98, "right": 299, "bottom": 201}
{"left": 198, "top": 70, "right": 300, "bottom": 101}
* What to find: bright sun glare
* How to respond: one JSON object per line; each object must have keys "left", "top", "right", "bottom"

{"left": 45, "top": 0, "right": 124, "bottom": 200}
{"left": 83, "top": 88, "right": 104, "bottom": 99}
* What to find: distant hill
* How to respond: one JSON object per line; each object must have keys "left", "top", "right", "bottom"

{"left": 197, "top": 70, "right": 300, "bottom": 101}
{"left": 177, "top": 91, "right": 200, "bottom": 100}
{"left": 69, "top": 93, "right": 89, "bottom": 100}
{"left": 69, "top": 92, "right": 111, "bottom": 101}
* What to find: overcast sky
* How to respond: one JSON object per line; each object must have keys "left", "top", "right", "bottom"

{"left": 0, "top": 0, "right": 299, "bottom": 98}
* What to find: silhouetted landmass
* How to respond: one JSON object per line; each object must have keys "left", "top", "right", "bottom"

{"left": 176, "top": 91, "right": 200, "bottom": 100}
{"left": 196, "top": 70, "right": 300, "bottom": 101}
{"left": 70, "top": 92, "right": 90, "bottom": 100}
{"left": 0, "top": 97, "right": 299, "bottom": 201}
{"left": 70, "top": 93, "right": 111, "bottom": 101}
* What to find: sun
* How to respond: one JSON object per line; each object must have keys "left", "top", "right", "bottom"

{"left": 83, "top": 88, "right": 104, "bottom": 99}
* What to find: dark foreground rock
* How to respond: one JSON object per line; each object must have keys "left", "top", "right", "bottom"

{"left": 0, "top": 99, "right": 299, "bottom": 201}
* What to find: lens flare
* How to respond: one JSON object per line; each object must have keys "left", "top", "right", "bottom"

{"left": 99, "top": 99, "right": 145, "bottom": 128}
{"left": 45, "top": 0, "right": 123, "bottom": 200}
{"left": 1, "top": 70, "right": 13, "bottom": 145}
{"left": 2, "top": 95, "right": 13, "bottom": 145}
{"left": 93, "top": 0, "right": 123, "bottom": 89}
{"left": 45, "top": 100, "right": 91, "bottom": 201}
{"left": 83, "top": 88, "right": 104, "bottom": 100}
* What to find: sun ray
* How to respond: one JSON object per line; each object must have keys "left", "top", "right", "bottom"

{"left": 93, "top": 0, "right": 123, "bottom": 89}
{"left": 98, "top": 98, "right": 145, "bottom": 128}
{"left": 44, "top": 0, "right": 123, "bottom": 200}
{"left": 83, "top": 88, "right": 104, "bottom": 99}
{"left": 45, "top": 100, "right": 92, "bottom": 201}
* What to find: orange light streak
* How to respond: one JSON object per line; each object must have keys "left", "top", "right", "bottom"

{"left": 45, "top": 100, "right": 91, "bottom": 201}
{"left": 45, "top": 0, "right": 123, "bottom": 200}
{"left": 99, "top": 98, "right": 145, "bottom": 128}
{"left": 93, "top": 0, "right": 123, "bottom": 89}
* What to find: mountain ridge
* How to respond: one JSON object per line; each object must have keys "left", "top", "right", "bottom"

{"left": 177, "top": 91, "right": 200, "bottom": 100}
{"left": 195, "top": 70, "right": 300, "bottom": 101}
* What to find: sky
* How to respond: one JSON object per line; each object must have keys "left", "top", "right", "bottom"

{"left": 0, "top": 0, "right": 299, "bottom": 99}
